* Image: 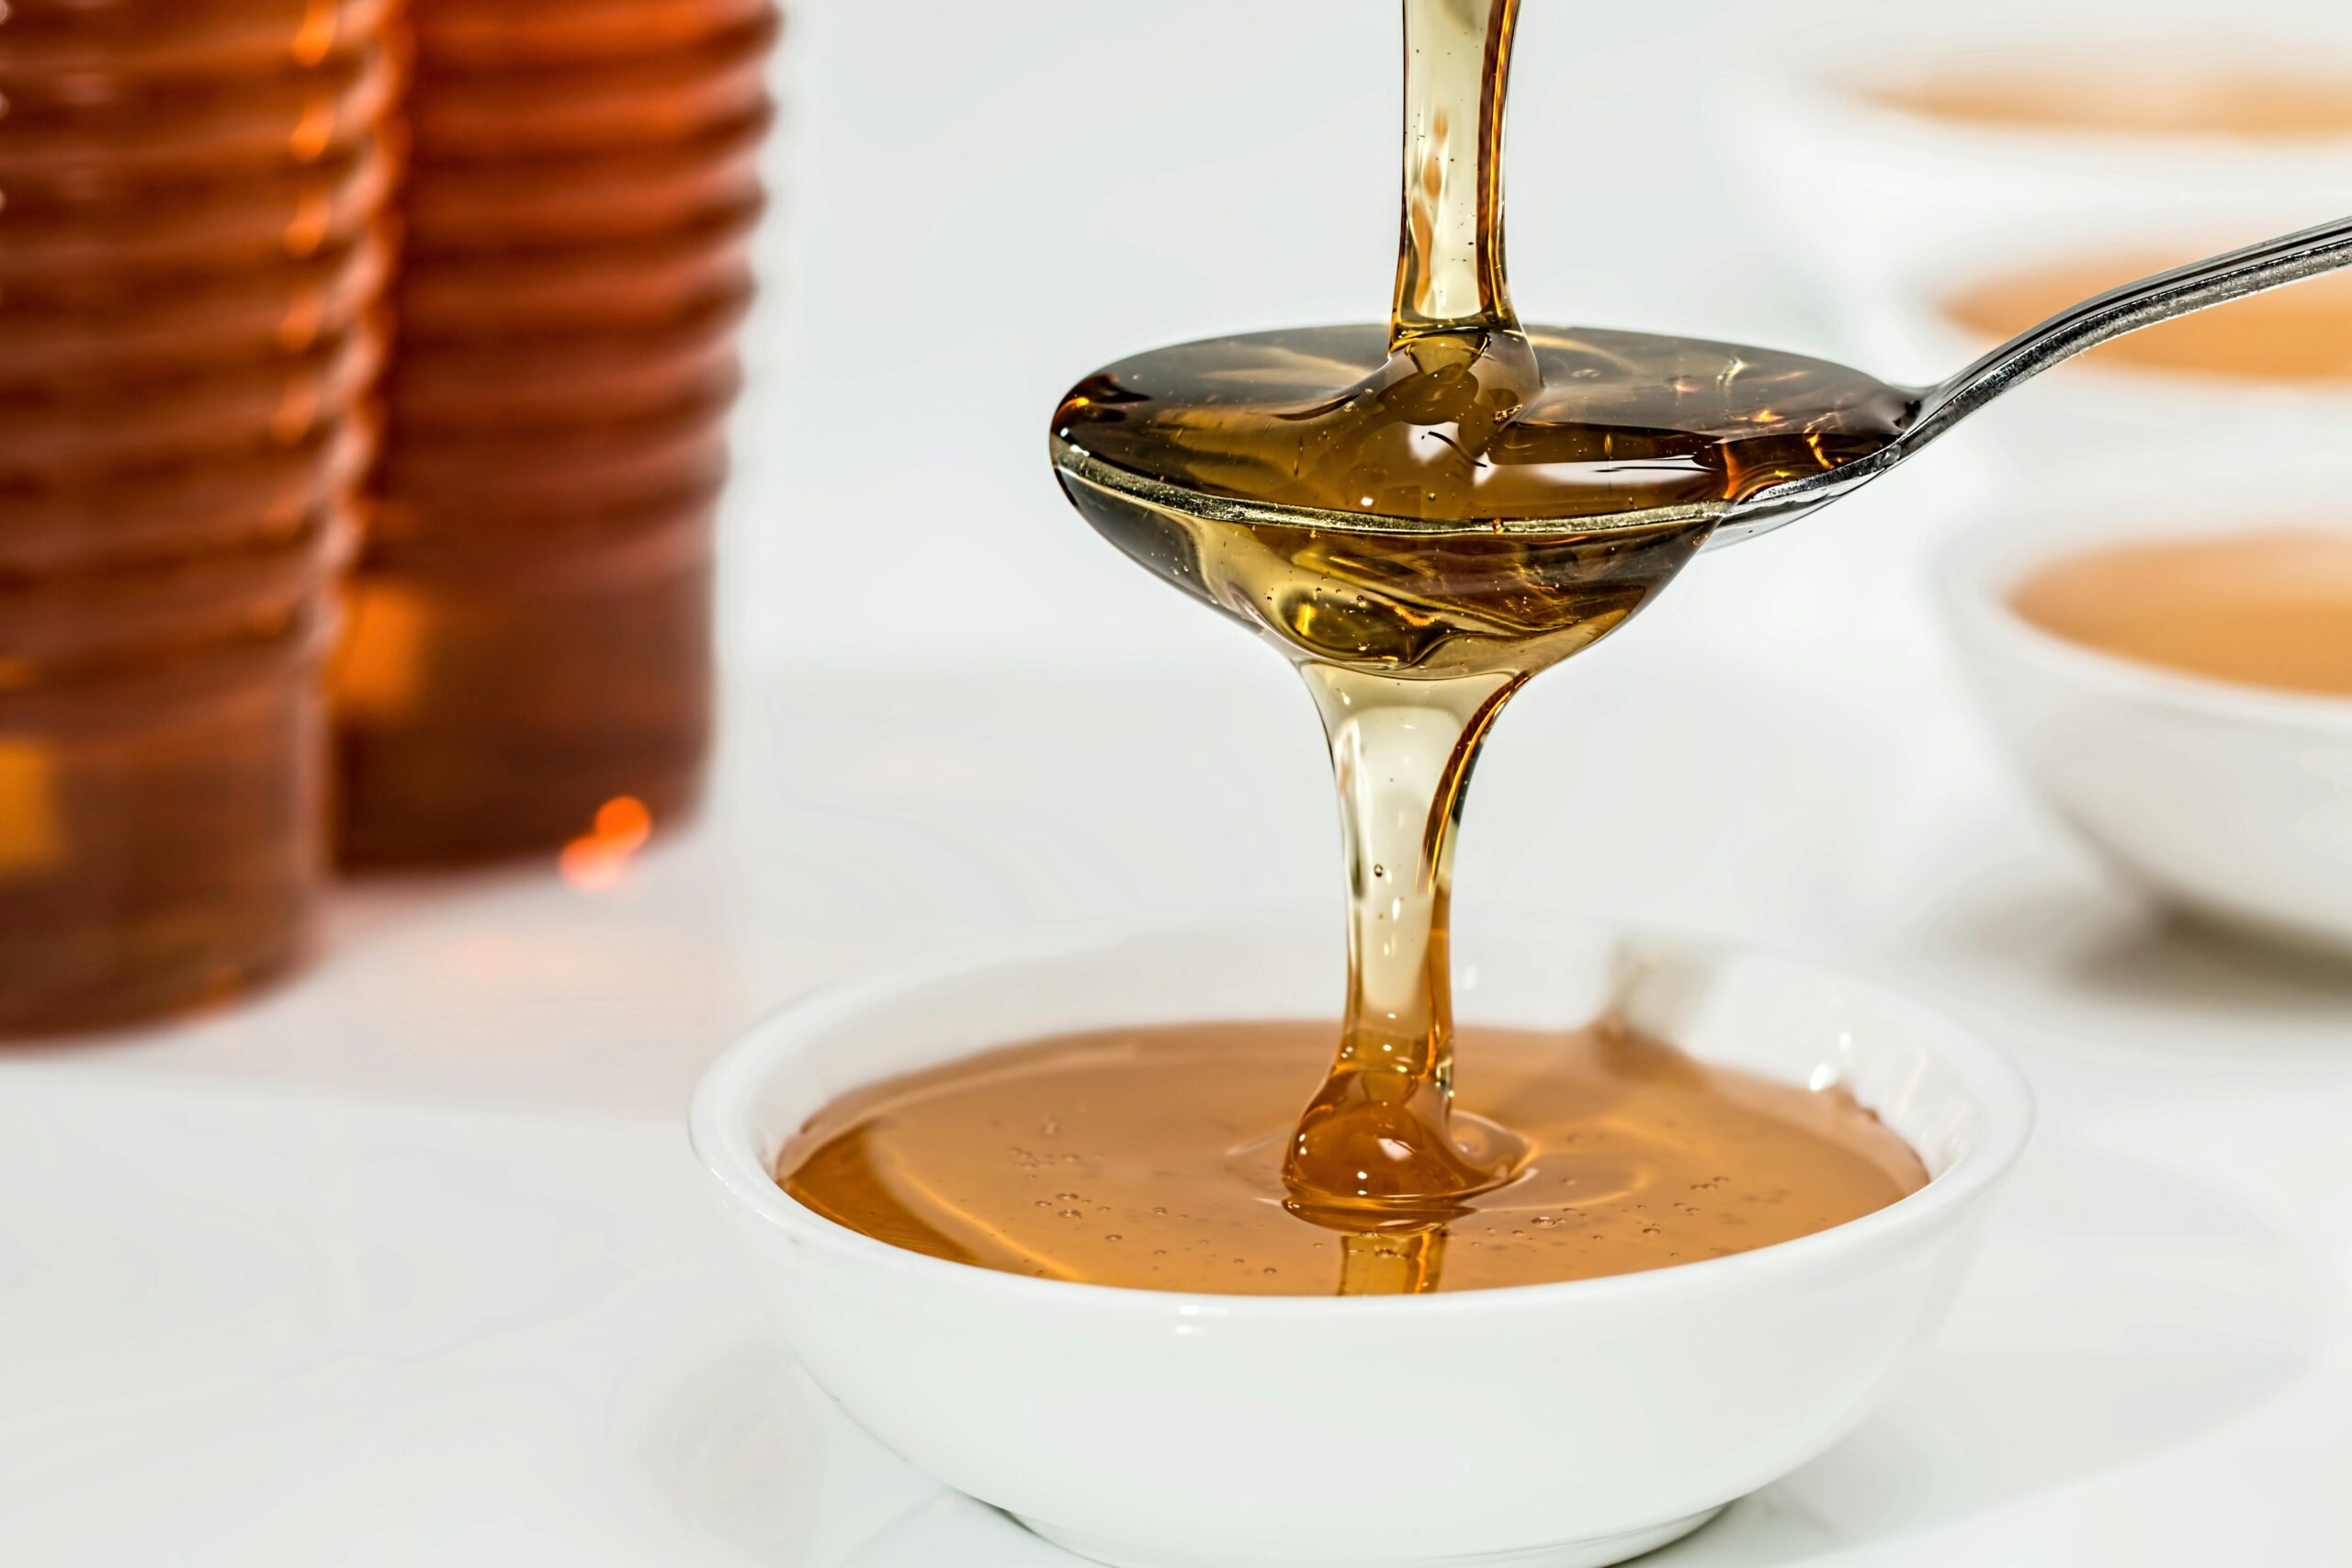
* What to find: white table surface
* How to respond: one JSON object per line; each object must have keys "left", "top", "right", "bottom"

{"left": 6, "top": 464, "right": 2350, "bottom": 1565}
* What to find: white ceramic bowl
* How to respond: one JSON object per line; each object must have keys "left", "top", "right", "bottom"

{"left": 692, "top": 917, "right": 2031, "bottom": 1568}
{"left": 1941, "top": 472, "right": 2352, "bottom": 953}
{"left": 1718, "top": 7, "right": 2352, "bottom": 340}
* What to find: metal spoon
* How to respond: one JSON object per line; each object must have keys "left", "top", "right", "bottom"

{"left": 1712, "top": 214, "right": 2352, "bottom": 547}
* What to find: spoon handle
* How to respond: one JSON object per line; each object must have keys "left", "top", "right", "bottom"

{"left": 1909, "top": 213, "right": 2352, "bottom": 446}
{"left": 1710, "top": 214, "right": 2352, "bottom": 547}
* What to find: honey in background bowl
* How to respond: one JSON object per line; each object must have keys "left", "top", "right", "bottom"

{"left": 2012, "top": 529, "right": 2352, "bottom": 700}
{"left": 1864, "top": 58, "right": 2352, "bottom": 143}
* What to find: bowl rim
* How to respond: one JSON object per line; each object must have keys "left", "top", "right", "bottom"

{"left": 690, "top": 912, "right": 2035, "bottom": 1320}
{"left": 1938, "top": 496, "right": 2352, "bottom": 738}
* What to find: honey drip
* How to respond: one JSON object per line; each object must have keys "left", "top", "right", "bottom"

{"left": 1867, "top": 60, "right": 2352, "bottom": 142}
{"left": 1051, "top": 0, "right": 1905, "bottom": 1240}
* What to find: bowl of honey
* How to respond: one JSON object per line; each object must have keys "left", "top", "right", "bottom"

{"left": 1723, "top": 16, "right": 2352, "bottom": 314}
{"left": 1943, "top": 464, "right": 2352, "bottom": 955}
{"left": 693, "top": 916, "right": 2030, "bottom": 1568}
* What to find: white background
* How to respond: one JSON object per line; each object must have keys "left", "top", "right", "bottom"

{"left": 7, "top": 2, "right": 2352, "bottom": 1563}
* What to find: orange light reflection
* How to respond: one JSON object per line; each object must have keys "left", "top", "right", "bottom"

{"left": 559, "top": 795, "right": 653, "bottom": 892}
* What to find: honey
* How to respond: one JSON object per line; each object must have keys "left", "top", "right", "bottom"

{"left": 1052, "top": 0, "right": 1904, "bottom": 1214}
{"left": 2013, "top": 529, "right": 2352, "bottom": 698}
{"left": 785, "top": 1021, "right": 1925, "bottom": 1297}
{"left": 782, "top": 0, "right": 1928, "bottom": 1291}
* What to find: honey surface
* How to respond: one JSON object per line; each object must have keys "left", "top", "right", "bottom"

{"left": 782, "top": 1021, "right": 1927, "bottom": 1297}
{"left": 2013, "top": 529, "right": 2352, "bottom": 698}
{"left": 1866, "top": 64, "right": 2352, "bottom": 141}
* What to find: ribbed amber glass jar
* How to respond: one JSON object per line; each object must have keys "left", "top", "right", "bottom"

{"left": 0, "top": 0, "right": 396, "bottom": 1032}
{"left": 335, "top": 0, "right": 777, "bottom": 866}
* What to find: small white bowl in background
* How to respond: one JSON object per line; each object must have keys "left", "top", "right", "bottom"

{"left": 1716, "top": 8, "right": 2352, "bottom": 361}
{"left": 1941, "top": 468, "right": 2352, "bottom": 954}
{"left": 1866, "top": 223, "right": 2352, "bottom": 475}
{"left": 694, "top": 918, "right": 2030, "bottom": 1568}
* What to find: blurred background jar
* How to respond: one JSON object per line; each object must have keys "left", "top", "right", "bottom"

{"left": 0, "top": 0, "right": 394, "bottom": 1034}
{"left": 334, "top": 0, "right": 780, "bottom": 867}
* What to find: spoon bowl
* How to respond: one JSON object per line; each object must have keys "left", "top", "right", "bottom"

{"left": 1055, "top": 214, "right": 2352, "bottom": 566}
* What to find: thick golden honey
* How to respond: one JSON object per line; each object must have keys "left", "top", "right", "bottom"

{"left": 784, "top": 1021, "right": 1926, "bottom": 1297}
{"left": 2014, "top": 529, "right": 2352, "bottom": 698}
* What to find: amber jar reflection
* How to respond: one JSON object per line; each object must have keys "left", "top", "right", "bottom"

{"left": 335, "top": 0, "right": 778, "bottom": 866}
